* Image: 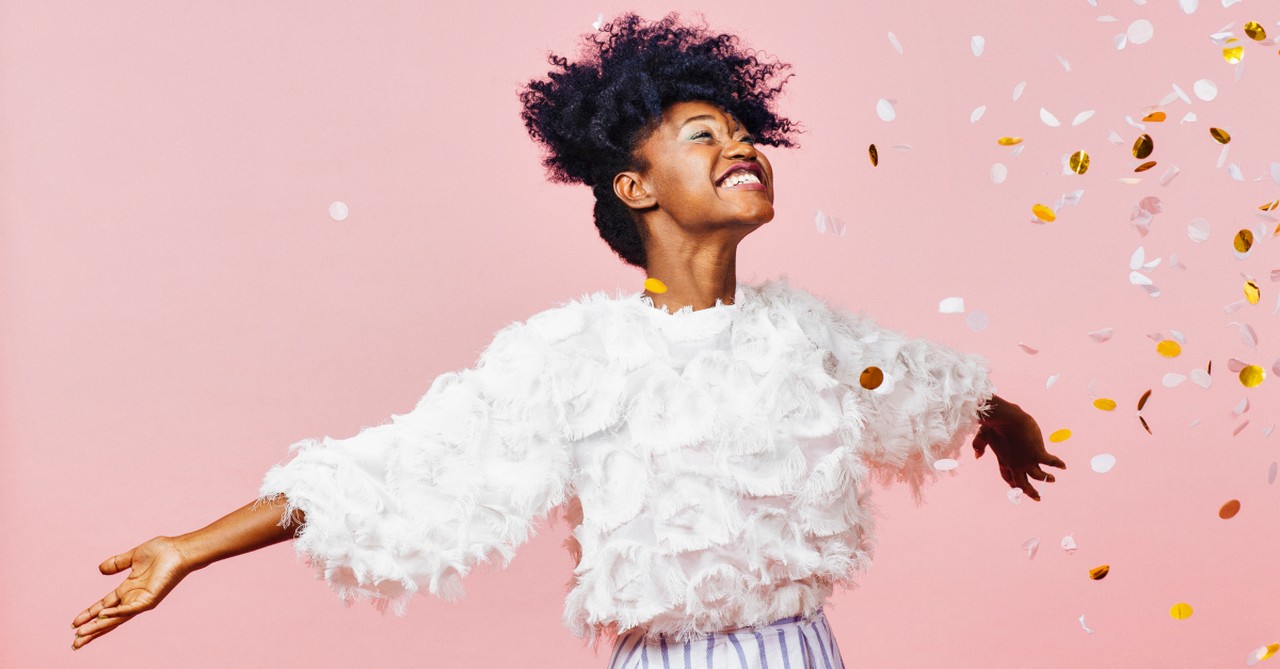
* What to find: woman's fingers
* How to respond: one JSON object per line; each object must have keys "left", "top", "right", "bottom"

{"left": 99, "top": 599, "right": 151, "bottom": 618}
{"left": 73, "top": 611, "right": 131, "bottom": 639}
{"left": 73, "top": 588, "right": 121, "bottom": 627}
{"left": 72, "top": 619, "right": 128, "bottom": 650}
{"left": 99, "top": 550, "right": 134, "bottom": 575}
{"left": 1015, "top": 473, "right": 1041, "bottom": 502}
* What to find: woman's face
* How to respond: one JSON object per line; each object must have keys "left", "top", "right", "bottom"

{"left": 616, "top": 100, "right": 775, "bottom": 234}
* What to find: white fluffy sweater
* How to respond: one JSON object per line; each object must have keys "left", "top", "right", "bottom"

{"left": 258, "top": 277, "right": 996, "bottom": 648}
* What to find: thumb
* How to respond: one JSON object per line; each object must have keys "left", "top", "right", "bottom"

{"left": 99, "top": 549, "right": 135, "bottom": 575}
{"left": 973, "top": 425, "right": 992, "bottom": 459}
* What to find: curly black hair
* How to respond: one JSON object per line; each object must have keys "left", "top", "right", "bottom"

{"left": 518, "top": 11, "right": 804, "bottom": 270}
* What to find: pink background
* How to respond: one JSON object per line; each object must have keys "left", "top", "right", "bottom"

{"left": 4, "top": 1, "right": 1278, "bottom": 667}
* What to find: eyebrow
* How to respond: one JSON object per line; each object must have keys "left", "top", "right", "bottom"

{"left": 680, "top": 114, "right": 746, "bottom": 133}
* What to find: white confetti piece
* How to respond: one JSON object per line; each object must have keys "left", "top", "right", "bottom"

{"left": 967, "top": 310, "right": 989, "bottom": 332}
{"left": 1179, "top": 0, "right": 1198, "bottom": 13}
{"left": 1040, "top": 107, "right": 1061, "bottom": 127}
{"left": 1159, "top": 91, "right": 1179, "bottom": 106}
{"left": 938, "top": 297, "right": 965, "bottom": 314}
{"left": 1224, "top": 299, "right": 1247, "bottom": 314}
{"left": 991, "top": 163, "right": 1008, "bottom": 184}
{"left": 1019, "top": 343, "right": 1039, "bottom": 355}
{"left": 1007, "top": 488, "right": 1024, "bottom": 505}
{"left": 971, "top": 35, "right": 985, "bottom": 57}
{"left": 1097, "top": 14, "right": 1115, "bottom": 22}
{"left": 1233, "top": 420, "right": 1249, "bottom": 437}
{"left": 1046, "top": 373, "right": 1060, "bottom": 389}
{"left": 1138, "top": 196, "right": 1163, "bottom": 215}
{"left": 1130, "top": 271, "right": 1153, "bottom": 286}
{"left": 1012, "top": 81, "right": 1026, "bottom": 101}
{"left": 1124, "top": 115, "right": 1146, "bottom": 131}
{"left": 1269, "top": 462, "right": 1277, "bottom": 484}
{"left": 1228, "top": 163, "right": 1243, "bottom": 182}
{"left": 1228, "top": 358, "right": 1247, "bottom": 373}
{"left": 1188, "top": 418, "right": 1201, "bottom": 428}
{"left": 328, "top": 201, "right": 349, "bottom": 221}
{"left": 1127, "top": 19, "right": 1155, "bottom": 45}
{"left": 1142, "top": 285, "right": 1162, "bottom": 298}
{"left": 1222, "top": 0, "right": 1242, "bottom": 7}
{"left": 887, "top": 31, "right": 903, "bottom": 55}
{"left": 1163, "top": 373, "right": 1186, "bottom": 387}
{"left": 1273, "top": 358, "right": 1280, "bottom": 376}
{"left": 1115, "top": 33, "right": 1128, "bottom": 50}
{"left": 592, "top": 12, "right": 604, "bottom": 30}
{"left": 1190, "top": 368, "right": 1212, "bottom": 388}
{"left": 1088, "top": 328, "right": 1113, "bottom": 343}
{"left": 1263, "top": 425, "right": 1274, "bottom": 437}
{"left": 876, "top": 98, "right": 896, "bottom": 122}
{"left": 970, "top": 105, "right": 987, "bottom": 123}
{"left": 1056, "top": 54, "right": 1071, "bottom": 72}
{"left": 1271, "top": 162, "right": 1280, "bottom": 186}
{"left": 1061, "top": 534, "right": 1077, "bottom": 553}
{"left": 1022, "top": 538, "right": 1040, "bottom": 559}
{"left": 1170, "top": 329, "right": 1186, "bottom": 344}
{"left": 1233, "top": 397, "right": 1249, "bottom": 416}
{"left": 1193, "top": 79, "right": 1218, "bottom": 101}
{"left": 1071, "top": 110, "right": 1095, "bottom": 126}
{"left": 1091, "top": 454, "right": 1117, "bottom": 473}
{"left": 1129, "top": 247, "right": 1146, "bottom": 270}
{"left": 1170, "top": 253, "right": 1186, "bottom": 270}
{"left": 1227, "top": 321, "right": 1259, "bottom": 348}
{"left": 872, "top": 372, "right": 895, "bottom": 396}
{"left": 1172, "top": 82, "right": 1191, "bottom": 104}
{"left": 933, "top": 458, "right": 959, "bottom": 471}
{"left": 1217, "top": 144, "right": 1230, "bottom": 169}
{"left": 1159, "top": 165, "right": 1181, "bottom": 186}
{"left": 1187, "top": 218, "right": 1210, "bottom": 242}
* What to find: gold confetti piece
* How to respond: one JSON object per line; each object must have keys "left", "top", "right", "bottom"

{"left": 1245, "top": 21, "right": 1267, "bottom": 40}
{"left": 1142, "top": 111, "right": 1166, "bottom": 122}
{"left": 1207, "top": 359, "right": 1212, "bottom": 375}
{"left": 1156, "top": 340, "right": 1182, "bottom": 358}
{"left": 1241, "top": 365, "right": 1265, "bottom": 387}
{"left": 1235, "top": 229, "right": 1255, "bottom": 253}
{"left": 1219, "top": 499, "right": 1241, "bottom": 519}
{"left": 643, "top": 277, "right": 668, "bottom": 294}
{"left": 869, "top": 144, "right": 878, "bottom": 167}
{"left": 1138, "top": 389, "right": 1152, "bottom": 411}
{"left": 1245, "top": 281, "right": 1261, "bottom": 304}
{"left": 1139, "top": 415, "right": 1152, "bottom": 434}
{"left": 1032, "top": 204, "right": 1056, "bottom": 222}
{"left": 1261, "top": 199, "right": 1279, "bottom": 212}
{"left": 1049, "top": 429, "right": 1072, "bottom": 443}
{"left": 1094, "top": 398, "right": 1117, "bottom": 411}
{"left": 1135, "top": 161, "right": 1157, "bottom": 172}
{"left": 1089, "top": 565, "right": 1110, "bottom": 580}
{"left": 1169, "top": 602, "right": 1193, "bottom": 620}
{"left": 1133, "top": 134, "right": 1154, "bottom": 159}
{"left": 1261, "top": 643, "right": 1280, "bottom": 661}
{"left": 859, "top": 366, "right": 884, "bottom": 390}
{"left": 997, "top": 136, "right": 1023, "bottom": 146}
{"left": 1210, "top": 127, "right": 1232, "bottom": 144}
{"left": 1069, "top": 150, "right": 1090, "bottom": 174}
{"left": 1223, "top": 44, "right": 1244, "bottom": 64}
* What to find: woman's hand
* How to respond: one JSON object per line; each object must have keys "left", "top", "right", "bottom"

{"left": 71, "top": 536, "right": 194, "bottom": 650}
{"left": 972, "top": 395, "right": 1066, "bottom": 501}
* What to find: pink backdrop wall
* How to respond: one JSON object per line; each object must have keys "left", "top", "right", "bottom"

{"left": 4, "top": 1, "right": 1278, "bottom": 667}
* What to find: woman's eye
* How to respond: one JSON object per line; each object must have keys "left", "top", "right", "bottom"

{"left": 692, "top": 131, "right": 712, "bottom": 139}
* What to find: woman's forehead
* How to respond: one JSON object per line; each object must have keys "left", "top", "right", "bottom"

{"left": 663, "top": 101, "right": 740, "bottom": 127}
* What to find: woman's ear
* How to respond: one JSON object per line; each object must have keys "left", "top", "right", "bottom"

{"left": 613, "top": 171, "right": 656, "bottom": 210}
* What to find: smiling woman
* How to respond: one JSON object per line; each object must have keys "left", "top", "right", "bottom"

{"left": 71, "top": 11, "right": 1064, "bottom": 668}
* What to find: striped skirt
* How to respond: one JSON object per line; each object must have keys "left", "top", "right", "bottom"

{"left": 606, "top": 608, "right": 845, "bottom": 669}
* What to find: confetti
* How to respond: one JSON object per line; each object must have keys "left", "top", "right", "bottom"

{"left": 1089, "top": 328, "right": 1114, "bottom": 343}
{"left": 971, "top": 105, "right": 986, "bottom": 123}
{"left": 1019, "top": 343, "right": 1039, "bottom": 355}
{"left": 1091, "top": 454, "right": 1117, "bottom": 473}
{"left": 1235, "top": 229, "right": 1255, "bottom": 253}
{"left": 1233, "top": 420, "right": 1249, "bottom": 437}
{"left": 991, "top": 163, "right": 1008, "bottom": 184}
{"left": 592, "top": 12, "right": 604, "bottom": 30}
{"left": 1032, "top": 204, "right": 1057, "bottom": 222}
{"left": 1046, "top": 373, "right": 1061, "bottom": 389}
{"left": 938, "top": 297, "right": 965, "bottom": 314}
{"left": 1193, "top": 79, "right": 1218, "bottom": 101}
{"left": 876, "top": 98, "right": 896, "bottom": 122}
{"left": 1169, "top": 602, "right": 1193, "bottom": 620}
{"left": 1163, "top": 373, "right": 1187, "bottom": 387}
{"left": 1127, "top": 19, "right": 1154, "bottom": 45}
{"left": 1140, "top": 416, "right": 1152, "bottom": 434}
{"left": 1135, "top": 161, "right": 1157, "bottom": 173}
{"left": 1240, "top": 365, "right": 1265, "bottom": 387}
{"left": 328, "top": 201, "right": 349, "bottom": 221}
{"left": 1219, "top": 499, "right": 1241, "bottom": 519}
{"left": 1269, "top": 462, "right": 1277, "bottom": 485}
{"left": 1247, "top": 644, "right": 1280, "bottom": 666}
{"left": 1012, "top": 81, "right": 1026, "bottom": 101}
{"left": 1089, "top": 565, "right": 1110, "bottom": 580}
{"left": 1133, "top": 134, "right": 1154, "bottom": 159}
{"left": 971, "top": 35, "right": 985, "bottom": 57}
{"left": 933, "top": 458, "right": 959, "bottom": 472}
{"left": 1210, "top": 127, "right": 1232, "bottom": 144}
{"left": 868, "top": 144, "right": 878, "bottom": 166}
{"left": 1160, "top": 165, "right": 1181, "bottom": 186}
{"left": 1142, "top": 111, "right": 1166, "bottom": 122}
{"left": 1094, "top": 398, "right": 1117, "bottom": 411}
{"left": 1138, "top": 389, "right": 1152, "bottom": 411}
{"left": 1050, "top": 429, "right": 1072, "bottom": 443}
{"left": 1008, "top": 488, "right": 1024, "bottom": 505}
{"left": 966, "top": 311, "right": 989, "bottom": 332}
{"left": 1187, "top": 218, "right": 1210, "bottom": 242}
{"left": 644, "top": 277, "right": 668, "bottom": 293}
{"left": 1078, "top": 615, "right": 1092, "bottom": 634}
{"left": 1022, "top": 538, "right": 1039, "bottom": 559}
{"left": 1244, "top": 21, "right": 1267, "bottom": 41}
{"left": 1245, "top": 281, "right": 1261, "bottom": 304}
{"left": 1040, "top": 108, "right": 1061, "bottom": 127}
{"left": 1072, "top": 110, "right": 1095, "bottom": 126}
{"left": 887, "top": 31, "right": 903, "bottom": 55}
{"left": 1191, "top": 368, "right": 1212, "bottom": 389}
{"left": 859, "top": 366, "right": 884, "bottom": 390}
{"left": 1223, "top": 43, "right": 1244, "bottom": 64}
{"left": 1061, "top": 534, "right": 1078, "bottom": 553}
{"left": 1069, "top": 151, "right": 1090, "bottom": 174}
{"left": 1234, "top": 397, "right": 1250, "bottom": 415}
{"left": 998, "top": 136, "right": 1023, "bottom": 146}
{"left": 1156, "top": 340, "right": 1182, "bottom": 358}
{"left": 1179, "top": 0, "right": 1198, "bottom": 12}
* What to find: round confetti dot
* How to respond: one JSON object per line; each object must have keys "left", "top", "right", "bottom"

{"left": 328, "top": 201, "right": 349, "bottom": 221}
{"left": 859, "top": 366, "right": 884, "bottom": 390}
{"left": 991, "top": 162, "right": 1008, "bottom": 184}
{"left": 643, "top": 277, "right": 668, "bottom": 294}
{"left": 1156, "top": 340, "right": 1182, "bottom": 358}
{"left": 1169, "top": 602, "right": 1193, "bottom": 620}
{"left": 1219, "top": 499, "right": 1241, "bottom": 519}
{"left": 1126, "top": 19, "right": 1154, "bottom": 44}
{"left": 1234, "top": 229, "right": 1255, "bottom": 253}
{"left": 1133, "top": 134, "right": 1154, "bottom": 159}
{"left": 1069, "top": 150, "right": 1090, "bottom": 174}
{"left": 1091, "top": 453, "right": 1117, "bottom": 473}
{"left": 933, "top": 458, "right": 959, "bottom": 472}
{"left": 1089, "top": 564, "right": 1110, "bottom": 580}
{"left": 966, "top": 310, "right": 989, "bottom": 332}
{"left": 1032, "top": 204, "right": 1056, "bottom": 222}
{"left": 1240, "top": 365, "right": 1265, "bottom": 388}
{"left": 876, "top": 98, "right": 896, "bottom": 122}
{"left": 1244, "top": 21, "right": 1267, "bottom": 41}
{"left": 1093, "top": 398, "right": 1117, "bottom": 411}
{"left": 1049, "top": 429, "right": 1072, "bottom": 443}
{"left": 872, "top": 371, "right": 895, "bottom": 395}
{"left": 1193, "top": 79, "right": 1217, "bottom": 102}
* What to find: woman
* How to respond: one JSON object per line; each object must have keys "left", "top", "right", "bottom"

{"left": 71, "top": 12, "right": 1065, "bottom": 667}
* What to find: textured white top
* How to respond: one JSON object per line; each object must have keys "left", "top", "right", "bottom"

{"left": 258, "top": 277, "right": 995, "bottom": 648}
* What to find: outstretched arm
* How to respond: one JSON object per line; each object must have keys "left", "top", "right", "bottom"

{"left": 973, "top": 394, "right": 1067, "bottom": 501}
{"left": 70, "top": 496, "right": 302, "bottom": 650}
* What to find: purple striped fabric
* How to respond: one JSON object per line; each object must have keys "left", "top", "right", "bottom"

{"left": 607, "top": 608, "right": 845, "bottom": 669}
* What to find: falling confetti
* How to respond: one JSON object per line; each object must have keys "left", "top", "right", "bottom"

{"left": 1032, "top": 204, "right": 1057, "bottom": 222}
{"left": 1244, "top": 21, "right": 1267, "bottom": 41}
{"left": 1187, "top": 218, "right": 1210, "bottom": 242}
{"left": 1019, "top": 343, "right": 1039, "bottom": 355}
{"left": 1022, "top": 538, "right": 1040, "bottom": 559}
{"left": 1072, "top": 110, "right": 1095, "bottom": 126}
{"left": 966, "top": 311, "right": 989, "bottom": 332}
{"left": 1169, "top": 602, "right": 1193, "bottom": 620}
{"left": 1049, "top": 429, "right": 1072, "bottom": 443}
{"left": 1089, "top": 328, "right": 1114, "bottom": 342}
{"left": 887, "top": 31, "right": 903, "bottom": 55}
{"left": 1012, "top": 81, "right": 1026, "bottom": 101}
{"left": 1089, "top": 565, "right": 1110, "bottom": 580}
{"left": 1091, "top": 454, "right": 1117, "bottom": 473}
{"left": 1240, "top": 365, "right": 1265, "bottom": 387}
{"left": 868, "top": 144, "right": 878, "bottom": 166}
{"left": 1163, "top": 373, "right": 1187, "bottom": 387}
{"left": 938, "top": 297, "right": 965, "bottom": 314}
{"left": 644, "top": 277, "right": 668, "bottom": 294}
{"left": 1157, "top": 340, "right": 1182, "bottom": 358}
{"left": 1219, "top": 499, "right": 1241, "bottom": 519}
{"left": 1210, "top": 127, "right": 1232, "bottom": 144}
{"left": 933, "top": 458, "right": 959, "bottom": 472}
{"left": 1094, "top": 398, "right": 1117, "bottom": 411}
{"left": 859, "top": 366, "right": 884, "bottom": 390}
{"left": 991, "top": 163, "right": 1008, "bottom": 184}
{"left": 998, "top": 136, "right": 1023, "bottom": 146}
{"left": 1127, "top": 19, "right": 1154, "bottom": 45}
{"left": 1040, "top": 108, "right": 1061, "bottom": 127}
{"left": 1245, "top": 281, "right": 1261, "bottom": 304}
{"left": 1133, "top": 134, "right": 1154, "bottom": 159}
{"left": 1069, "top": 151, "right": 1090, "bottom": 174}
{"left": 328, "top": 201, "right": 349, "bottom": 221}
{"left": 876, "top": 98, "right": 896, "bottom": 122}
{"left": 1138, "top": 389, "right": 1152, "bottom": 411}
{"left": 971, "top": 35, "right": 985, "bottom": 57}
{"left": 1247, "top": 643, "right": 1280, "bottom": 666}
{"left": 1269, "top": 462, "right": 1277, "bottom": 485}
{"left": 971, "top": 105, "right": 986, "bottom": 123}
{"left": 1062, "top": 535, "right": 1078, "bottom": 553}
{"left": 1078, "top": 615, "right": 1093, "bottom": 634}
{"left": 1235, "top": 229, "right": 1255, "bottom": 253}
{"left": 1193, "top": 79, "right": 1218, "bottom": 101}
{"left": 1007, "top": 488, "right": 1024, "bottom": 505}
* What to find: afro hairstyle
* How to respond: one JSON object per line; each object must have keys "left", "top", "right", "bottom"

{"left": 517, "top": 11, "right": 803, "bottom": 270}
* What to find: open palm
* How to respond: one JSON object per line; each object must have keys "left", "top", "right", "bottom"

{"left": 71, "top": 536, "right": 192, "bottom": 649}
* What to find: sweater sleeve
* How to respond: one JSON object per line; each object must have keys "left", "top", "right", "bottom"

{"left": 257, "top": 316, "right": 577, "bottom": 613}
{"left": 824, "top": 305, "right": 997, "bottom": 501}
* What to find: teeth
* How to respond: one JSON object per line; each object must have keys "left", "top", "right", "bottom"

{"left": 721, "top": 170, "right": 761, "bottom": 187}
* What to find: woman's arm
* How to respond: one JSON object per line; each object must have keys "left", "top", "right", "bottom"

{"left": 70, "top": 496, "right": 302, "bottom": 650}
